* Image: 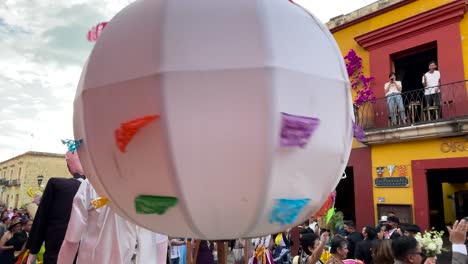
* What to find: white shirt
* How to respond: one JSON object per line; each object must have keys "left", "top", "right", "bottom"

{"left": 170, "top": 239, "right": 181, "bottom": 259}
{"left": 136, "top": 227, "right": 169, "bottom": 264}
{"left": 384, "top": 81, "right": 402, "bottom": 96}
{"left": 422, "top": 70, "right": 441, "bottom": 95}
{"left": 58, "top": 179, "right": 137, "bottom": 264}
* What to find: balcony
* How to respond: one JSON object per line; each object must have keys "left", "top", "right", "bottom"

{"left": 11, "top": 179, "right": 20, "bottom": 186}
{"left": 355, "top": 80, "right": 468, "bottom": 144}
{"left": 0, "top": 179, "right": 6, "bottom": 186}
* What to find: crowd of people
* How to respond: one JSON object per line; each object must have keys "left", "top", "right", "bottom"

{"left": 0, "top": 207, "right": 33, "bottom": 263}
{"left": 167, "top": 213, "right": 467, "bottom": 264}
{"left": 0, "top": 205, "right": 466, "bottom": 264}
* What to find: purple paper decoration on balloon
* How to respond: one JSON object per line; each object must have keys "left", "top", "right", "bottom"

{"left": 280, "top": 113, "right": 320, "bottom": 148}
{"left": 352, "top": 121, "right": 365, "bottom": 142}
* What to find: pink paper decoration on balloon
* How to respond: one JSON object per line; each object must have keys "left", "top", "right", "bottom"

{"left": 87, "top": 22, "right": 108, "bottom": 42}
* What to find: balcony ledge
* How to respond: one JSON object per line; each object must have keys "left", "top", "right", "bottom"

{"left": 362, "top": 117, "right": 468, "bottom": 145}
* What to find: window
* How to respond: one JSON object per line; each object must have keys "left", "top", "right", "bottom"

{"left": 392, "top": 42, "right": 438, "bottom": 93}
{"left": 9, "top": 170, "right": 13, "bottom": 180}
{"left": 18, "top": 168, "right": 21, "bottom": 180}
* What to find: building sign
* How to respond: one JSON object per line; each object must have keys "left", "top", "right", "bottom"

{"left": 440, "top": 140, "right": 468, "bottom": 153}
{"left": 374, "top": 176, "right": 409, "bottom": 188}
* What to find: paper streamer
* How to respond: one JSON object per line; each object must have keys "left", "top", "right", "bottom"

{"left": 313, "top": 191, "right": 336, "bottom": 218}
{"left": 270, "top": 198, "right": 310, "bottom": 226}
{"left": 87, "top": 22, "right": 108, "bottom": 42}
{"left": 115, "top": 115, "right": 159, "bottom": 153}
{"left": 352, "top": 121, "right": 365, "bottom": 142}
{"left": 325, "top": 207, "right": 335, "bottom": 224}
{"left": 91, "top": 197, "right": 109, "bottom": 209}
{"left": 280, "top": 113, "right": 320, "bottom": 148}
{"left": 61, "top": 139, "right": 83, "bottom": 153}
{"left": 135, "top": 195, "right": 178, "bottom": 215}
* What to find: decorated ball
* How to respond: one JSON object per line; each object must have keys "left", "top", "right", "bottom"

{"left": 74, "top": 0, "right": 353, "bottom": 239}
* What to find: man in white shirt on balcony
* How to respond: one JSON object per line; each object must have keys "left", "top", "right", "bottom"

{"left": 422, "top": 61, "right": 441, "bottom": 115}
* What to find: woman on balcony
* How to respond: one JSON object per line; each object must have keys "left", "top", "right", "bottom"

{"left": 384, "top": 72, "right": 407, "bottom": 125}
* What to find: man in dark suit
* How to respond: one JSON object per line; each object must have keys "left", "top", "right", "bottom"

{"left": 355, "top": 226, "right": 376, "bottom": 264}
{"left": 343, "top": 220, "right": 362, "bottom": 259}
{"left": 387, "top": 216, "right": 401, "bottom": 240}
{"left": 26, "top": 151, "right": 85, "bottom": 264}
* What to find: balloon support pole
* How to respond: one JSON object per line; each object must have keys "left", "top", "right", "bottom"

{"left": 216, "top": 241, "right": 228, "bottom": 264}
{"left": 187, "top": 240, "right": 192, "bottom": 264}
{"left": 193, "top": 240, "right": 201, "bottom": 264}
{"left": 244, "top": 239, "right": 250, "bottom": 264}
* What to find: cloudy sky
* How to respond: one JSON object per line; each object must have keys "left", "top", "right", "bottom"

{"left": 0, "top": 0, "right": 368, "bottom": 162}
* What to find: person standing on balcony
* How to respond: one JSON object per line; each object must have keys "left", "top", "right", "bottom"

{"left": 384, "top": 72, "right": 407, "bottom": 125}
{"left": 422, "top": 61, "right": 441, "bottom": 116}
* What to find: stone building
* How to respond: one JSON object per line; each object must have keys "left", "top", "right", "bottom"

{"left": 0, "top": 151, "right": 70, "bottom": 209}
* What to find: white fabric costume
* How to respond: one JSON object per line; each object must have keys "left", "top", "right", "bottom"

{"left": 136, "top": 227, "right": 169, "bottom": 264}
{"left": 58, "top": 179, "right": 169, "bottom": 263}
{"left": 58, "top": 179, "right": 137, "bottom": 263}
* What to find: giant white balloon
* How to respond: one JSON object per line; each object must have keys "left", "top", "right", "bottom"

{"left": 74, "top": 0, "right": 354, "bottom": 239}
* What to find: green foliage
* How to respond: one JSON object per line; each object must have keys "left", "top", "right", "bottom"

{"left": 329, "top": 210, "right": 344, "bottom": 233}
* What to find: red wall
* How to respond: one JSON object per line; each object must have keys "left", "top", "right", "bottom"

{"left": 368, "top": 22, "right": 467, "bottom": 127}
{"left": 348, "top": 147, "right": 375, "bottom": 229}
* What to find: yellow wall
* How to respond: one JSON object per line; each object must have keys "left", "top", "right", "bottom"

{"left": 371, "top": 137, "right": 468, "bottom": 222}
{"left": 442, "top": 183, "right": 468, "bottom": 224}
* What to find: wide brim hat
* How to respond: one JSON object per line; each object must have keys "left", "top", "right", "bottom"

{"left": 8, "top": 217, "right": 22, "bottom": 231}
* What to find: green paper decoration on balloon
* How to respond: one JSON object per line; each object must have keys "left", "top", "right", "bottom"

{"left": 135, "top": 195, "right": 178, "bottom": 215}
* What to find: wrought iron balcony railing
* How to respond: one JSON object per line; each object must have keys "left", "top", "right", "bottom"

{"left": 355, "top": 80, "right": 468, "bottom": 131}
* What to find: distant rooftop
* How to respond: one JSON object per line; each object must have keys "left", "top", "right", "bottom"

{"left": 0, "top": 151, "right": 64, "bottom": 165}
{"left": 326, "top": 0, "right": 409, "bottom": 31}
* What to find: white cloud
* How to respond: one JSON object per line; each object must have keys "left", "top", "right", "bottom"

{"left": 0, "top": 0, "right": 367, "bottom": 162}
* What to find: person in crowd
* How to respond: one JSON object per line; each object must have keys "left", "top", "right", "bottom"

{"left": 0, "top": 217, "right": 27, "bottom": 264}
{"left": 447, "top": 219, "right": 467, "bottom": 264}
{"left": 293, "top": 230, "right": 329, "bottom": 264}
{"left": 196, "top": 240, "right": 215, "bottom": 264}
{"left": 422, "top": 61, "right": 441, "bottom": 117}
{"left": 392, "top": 236, "right": 427, "bottom": 264}
{"left": 385, "top": 72, "right": 407, "bottom": 125}
{"left": 400, "top": 224, "right": 421, "bottom": 239}
{"left": 170, "top": 238, "right": 186, "bottom": 264}
{"left": 371, "top": 239, "right": 394, "bottom": 264}
{"left": 386, "top": 216, "right": 401, "bottom": 240}
{"left": 325, "top": 236, "right": 348, "bottom": 264}
{"left": 355, "top": 226, "right": 376, "bottom": 264}
{"left": 343, "top": 220, "right": 362, "bottom": 259}
{"left": 0, "top": 216, "right": 6, "bottom": 239}
{"left": 14, "top": 219, "right": 33, "bottom": 263}
{"left": 273, "top": 232, "right": 292, "bottom": 264}
{"left": 178, "top": 238, "right": 188, "bottom": 264}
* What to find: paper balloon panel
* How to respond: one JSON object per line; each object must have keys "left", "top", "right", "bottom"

{"left": 73, "top": 0, "right": 354, "bottom": 239}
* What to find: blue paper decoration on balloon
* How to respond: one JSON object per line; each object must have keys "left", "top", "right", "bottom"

{"left": 270, "top": 198, "right": 311, "bottom": 226}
